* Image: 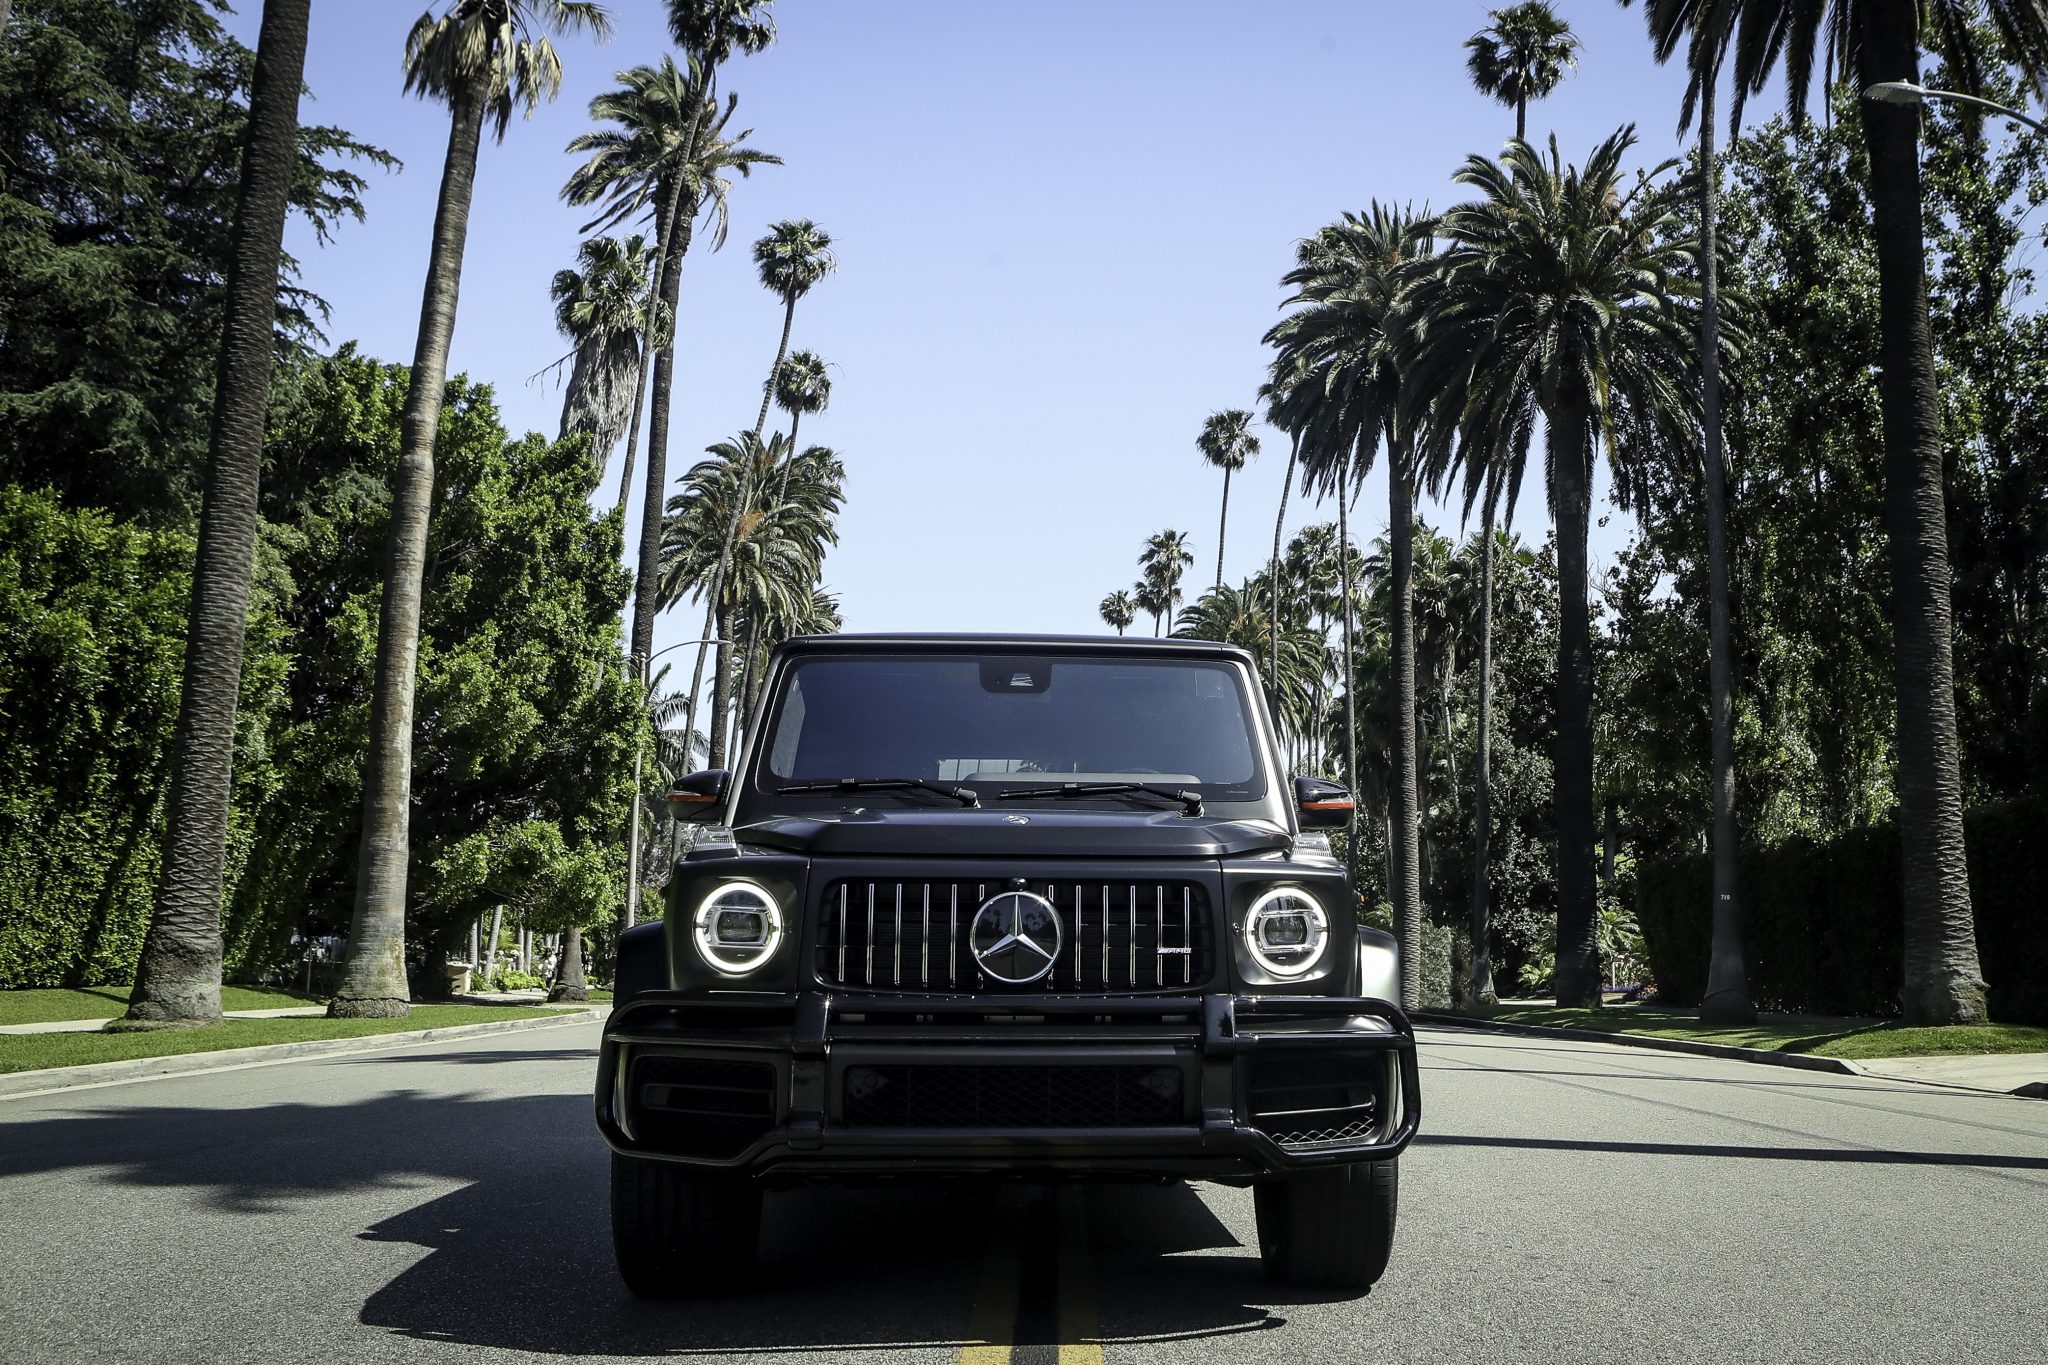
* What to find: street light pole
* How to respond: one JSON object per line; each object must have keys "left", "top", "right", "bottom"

{"left": 1863, "top": 81, "right": 2048, "bottom": 135}
{"left": 624, "top": 637, "right": 727, "bottom": 930}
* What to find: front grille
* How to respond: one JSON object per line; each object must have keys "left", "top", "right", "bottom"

{"left": 629, "top": 1056, "right": 778, "bottom": 1159}
{"left": 815, "top": 879, "right": 1214, "bottom": 993}
{"left": 1245, "top": 1055, "right": 1381, "bottom": 1150}
{"left": 840, "top": 1063, "right": 1186, "bottom": 1127}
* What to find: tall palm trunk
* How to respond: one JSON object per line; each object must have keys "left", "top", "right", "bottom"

{"left": 332, "top": 79, "right": 488, "bottom": 1019}
{"left": 613, "top": 189, "right": 678, "bottom": 511}
{"left": 629, "top": 184, "right": 693, "bottom": 673}
{"left": 1550, "top": 403, "right": 1600, "bottom": 1008}
{"left": 708, "top": 599, "right": 737, "bottom": 765}
{"left": 1336, "top": 459, "right": 1360, "bottom": 892}
{"left": 1467, "top": 508, "right": 1498, "bottom": 1004}
{"left": 753, "top": 295, "right": 797, "bottom": 437}
{"left": 699, "top": 295, "right": 798, "bottom": 768}
{"left": 127, "top": 0, "right": 311, "bottom": 1028}
{"left": 1388, "top": 445, "right": 1422, "bottom": 1012}
{"left": 1696, "top": 71, "right": 1753, "bottom": 1025}
{"left": 1215, "top": 465, "right": 1232, "bottom": 588}
{"left": 1858, "top": 7, "right": 1986, "bottom": 1025}
{"left": 1269, "top": 432, "right": 1300, "bottom": 685}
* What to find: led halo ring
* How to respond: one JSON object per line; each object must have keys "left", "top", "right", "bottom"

{"left": 693, "top": 881, "right": 784, "bottom": 977}
{"left": 1242, "top": 886, "right": 1330, "bottom": 979}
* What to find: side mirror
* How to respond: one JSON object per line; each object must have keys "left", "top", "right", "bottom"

{"left": 1294, "top": 774, "right": 1355, "bottom": 830}
{"left": 665, "top": 769, "right": 730, "bottom": 823}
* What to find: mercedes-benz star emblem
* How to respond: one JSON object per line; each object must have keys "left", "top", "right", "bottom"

{"left": 969, "top": 890, "right": 1063, "bottom": 985}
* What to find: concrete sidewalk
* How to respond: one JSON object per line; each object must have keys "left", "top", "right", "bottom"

{"left": 1420, "top": 1010, "right": 2048, "bottom": 1098}
{"left": 1853, "top": 1051, "right": 2048, "bottom": 1097}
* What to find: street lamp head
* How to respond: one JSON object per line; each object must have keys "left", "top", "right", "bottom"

{"left": 1863, "top": 81, "right": 1927, "bottom": 106}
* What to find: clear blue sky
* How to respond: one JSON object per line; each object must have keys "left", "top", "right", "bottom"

{"left": 228, "top": 1, "right": 1713, "bottom": 660}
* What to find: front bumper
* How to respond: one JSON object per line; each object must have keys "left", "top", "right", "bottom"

{"left": 595, "top": 991, "right": 1420, "bottom": 1181}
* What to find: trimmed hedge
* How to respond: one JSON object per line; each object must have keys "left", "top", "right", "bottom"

{"left": 1637, "top": 798, "right": 2047, "bottom": 1025}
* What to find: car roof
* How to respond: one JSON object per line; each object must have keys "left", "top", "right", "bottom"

{"left": 776, "top": 633, "right": 1257, "bottom": 666}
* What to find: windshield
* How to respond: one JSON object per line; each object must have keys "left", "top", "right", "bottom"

{"left": 757, "top": 654, "right": 1267, "bottom": 801}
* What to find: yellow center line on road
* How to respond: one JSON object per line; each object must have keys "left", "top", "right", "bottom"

{"left": 955, "top": 1186, "right": 1108, "bottom": 1365}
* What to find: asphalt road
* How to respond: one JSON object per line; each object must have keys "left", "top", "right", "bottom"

{"left": 3, "top": 1020, "right": 2044, "bottom": 1365}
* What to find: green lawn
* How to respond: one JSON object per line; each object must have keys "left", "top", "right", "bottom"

{"left": 1450, "top": 1004, "right": 2048, "bottom": 1060}
{"left": 0, "top": 1003, "right": 562, "bottom": 1075}
{"left": 0, "top": 984, "right": 325, "bottom": 1027}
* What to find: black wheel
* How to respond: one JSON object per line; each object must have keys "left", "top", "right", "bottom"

{"left": 1253, "top": 1159, "right": 1397, "bottom": 1291}
{"left": 610, "top": 1151, "right": 763, "bottom": 1298}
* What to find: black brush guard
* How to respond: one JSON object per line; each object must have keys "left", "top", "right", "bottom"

{"left": 596, "top": 991, "right": 1421, "bottom": 1180}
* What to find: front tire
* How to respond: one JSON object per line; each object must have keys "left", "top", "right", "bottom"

{"left": 610, "top": 1152, "right": 762, "bottom": 1298}
{"left": 1254, "top": 1158, "right": 1397, "bottom": 1291}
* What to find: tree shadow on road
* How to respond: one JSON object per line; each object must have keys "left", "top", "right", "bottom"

{"left": 0, "top": 1083, "right": 1377, "bottom": 1356}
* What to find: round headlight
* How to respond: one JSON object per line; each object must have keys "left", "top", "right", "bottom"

{"left": 1243, "top": 887, "right": 1329, "bottom": 978}
{"left": 693, "top": 881, "right": 783, "bottom": 976}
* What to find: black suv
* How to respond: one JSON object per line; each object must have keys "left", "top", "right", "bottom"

{"left": 598, "top": 635, "right": 1419, "bottom": 1294}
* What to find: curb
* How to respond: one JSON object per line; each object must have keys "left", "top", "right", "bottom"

{"left": 0, "top": 1008, "right": 603, "bottom": 1102}
{"left": 1412, "top": 1011, "right": 1865, "bottom": 1076}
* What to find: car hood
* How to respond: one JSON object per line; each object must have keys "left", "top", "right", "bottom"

{"left": 734, "top": 807, "right": 1292, "bottom": 858}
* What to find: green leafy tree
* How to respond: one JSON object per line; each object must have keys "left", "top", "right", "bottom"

{"left": 1400, "top": 130, "right": 1700, "bottom": 1007}
{"left": 0, "top": 0, "right": 389, "bottom": 522}
{"left": 1618, "top": 0, "right": 2048, "bottom": 1027}
{"left": 1465, "top": 1, "right": 1579, "bottom": 142}
{"left": 334, "top": 0, "right": 612, "bottom": 1019}
{"left": 1197, "top": 409, "right": 1260, "bottom": 588}
{"left": 234, "top": 351, "right": 638, "bottom": 992}
{"left": 125, "top": 0, "right": 313, "bottom": 1029}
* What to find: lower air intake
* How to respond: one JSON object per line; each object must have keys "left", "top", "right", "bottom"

{"left": 631, "top": 1056, "right": 777, "bottom": 1159}
{"left": 840, "top": 1064, "right": 1185, "bottom": 1128}
{"left": 1245, "top": 1055, "right": 1382, "bottom": 1149}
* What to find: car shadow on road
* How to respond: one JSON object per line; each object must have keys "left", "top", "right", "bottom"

{"left": 0, "top": 1085, "right": 1374, "bottom": 1355}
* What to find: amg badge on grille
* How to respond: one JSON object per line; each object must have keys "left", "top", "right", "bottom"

{"left": 969, "top": 890, "right": 1063, "bottom": 984}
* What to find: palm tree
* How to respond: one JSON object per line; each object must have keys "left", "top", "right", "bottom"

{"left": 1618, "top": 0, "right": 2027, "bottom": 1031}
{"left": 1140, "top": 529, "right": 1195, "bottom": 633}
{"left": 1175, "top": 581, "right": 1327, "bottom": 741}
{"left": 1465, "top": 1, "right": 1580, "bottom": 143}
{"left": 332, "top": 0, "right": 610, "bottom": 1021}
{"left": 772, "top": 349, "right": 831, "bottom": 448}
{"left": 658, "top": 432, "right": 842, "bottom": 759}
{"left": 689, "top": 218, "right": 835, "bottom": 769}
{"left": 563, "top": 57, "right": 777, "bottom": 661}
{"left": 1399, "top": 129, "right": 1700, "bottom": 1009}
{"left": 1266, "top": 205, "right": 1436, "bottom": 1010}
{"left": 125, "top": 0, "right": 313, "bottom": 1028}
{"left": 1462, "top": 2, "right": 1577, "bottom": 1012}
{"left": 1197, "top": 410, "right": 1260, "bottom": 588}
{"left": 551, "top": 233, "right": 660, "bottom": 473}
{"left": 1099, "top": 590, "right": 1136, "bottom": 636}
{"left": 1133, "top": 579, "right": 1168, "bottom": 637}
{"left": 748, "top": 220, "right": 836, "bottom": 438}
{"left": 1610, "top": 2, "right": 1753, "bottom": 1024}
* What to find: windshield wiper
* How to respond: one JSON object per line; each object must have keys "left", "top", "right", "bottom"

{"left": 774, "top": 777, "right": 980, "bottom": 808}
{"left": 994, "top": 782, "right": 1203, "bottom": 817}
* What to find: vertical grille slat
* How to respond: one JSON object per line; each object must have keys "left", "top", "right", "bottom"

{"left": 819, "top": 878, "right": 1213, "bottom": 994}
